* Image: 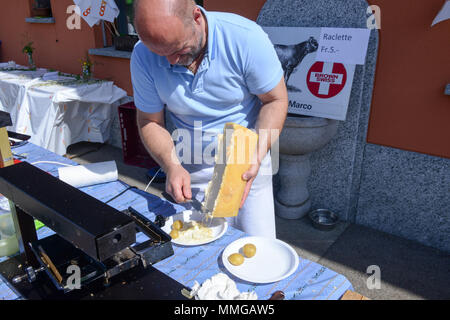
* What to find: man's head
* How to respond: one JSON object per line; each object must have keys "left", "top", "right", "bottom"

{"left": 134, "top": 0, "right": 206, "bottom": 66}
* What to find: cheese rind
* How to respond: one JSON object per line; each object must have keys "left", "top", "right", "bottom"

{"left": 204, "top": 123, "right": 258, "bottom": 217}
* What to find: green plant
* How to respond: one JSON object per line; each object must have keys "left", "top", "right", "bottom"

{"left": 22, "top": 42, "right": 34, "bottom": 55}
{"left": 80, "top": 55, "right": 93, "bottom": 68}
{"left": 80, "top": 54, "right": 94, "bottom": 80}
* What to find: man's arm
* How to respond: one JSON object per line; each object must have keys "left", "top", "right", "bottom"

{"left": 137, "top": 109, "right": 192, "bottom": 202}
{"left": 240, "top": 77, "right": 288, "bottom": 207}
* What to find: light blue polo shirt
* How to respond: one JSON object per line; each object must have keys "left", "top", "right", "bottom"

{"left": 130, "top": 7, "right": 283, "bottom": 167}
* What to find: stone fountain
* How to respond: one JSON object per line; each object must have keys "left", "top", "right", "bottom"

{"left": 275, "top": 115, "right": 339, "bottom": 219}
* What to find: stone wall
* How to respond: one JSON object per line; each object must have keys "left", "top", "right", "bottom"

{"left": 258, "top": 0, "right": 450, "bottom": 252}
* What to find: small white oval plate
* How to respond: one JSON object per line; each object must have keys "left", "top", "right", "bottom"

{"left": 222, "top": 236, "right": 299, "bottom": 283}
{"left": 161, "top": 210, "right": 228, "bottom": 246}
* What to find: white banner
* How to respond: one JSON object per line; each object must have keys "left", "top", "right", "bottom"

{"left": 73, "top": 0, "right": 120, "bottom": 27}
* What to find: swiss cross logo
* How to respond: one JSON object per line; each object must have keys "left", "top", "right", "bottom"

{"left": 306, "top": 62, "right": 347, "bottom": 98}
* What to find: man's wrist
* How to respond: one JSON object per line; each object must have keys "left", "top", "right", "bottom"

{"left": 163, "top": 161, "right": 183, "bottom": 174}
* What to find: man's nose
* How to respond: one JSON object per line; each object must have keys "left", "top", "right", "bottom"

{"left": 167, "top": 54, "right": 180, "bottom": 65}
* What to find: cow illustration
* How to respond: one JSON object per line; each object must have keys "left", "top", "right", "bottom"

{"left": 274, "top": 36, "right": 319, "bottom": 87}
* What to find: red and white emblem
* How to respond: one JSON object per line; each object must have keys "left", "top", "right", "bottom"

{"left": 306, "top": 62, "right": 347, "bottom": 99}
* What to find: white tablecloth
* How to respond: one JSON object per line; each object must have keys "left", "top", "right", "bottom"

{"left": 0, "top": 63, "right": 127, "bottom": 155}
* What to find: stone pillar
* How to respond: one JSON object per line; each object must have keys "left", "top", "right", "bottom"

{"left": 275, "top": 153, "right": 311, "bottom": 219}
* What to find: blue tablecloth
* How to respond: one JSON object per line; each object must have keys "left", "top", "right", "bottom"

{"left": 0, "top": 143, "right": 352, "bottom": 300}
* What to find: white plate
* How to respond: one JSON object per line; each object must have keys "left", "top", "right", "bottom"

{"left": 161, "top": 210, "right": 228, "bottom": 246}
{"left": 222, "top": 236, "right": 299, "bottom": 283}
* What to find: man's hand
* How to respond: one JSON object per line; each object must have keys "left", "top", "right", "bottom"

{"left": 240, "top": 162, "right": 261, "bottom": 208}
{"left": 137, "top": 109, "right": 192, "bottom": 203}
{"left": 166, "top": 164, "right": 192, "bottom": 203}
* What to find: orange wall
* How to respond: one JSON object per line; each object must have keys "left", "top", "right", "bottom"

{"left": 365, "top": 0, "right": 450, "bottom": 159}
{"left": 0, "top": 0, "right": 132, "bottom": 94}
{"left": 1, "top": 1, "right": 99, "bottom": 74}
{"left": 204, "top": 0, "right": 267, "bottom": 21}
{"left": 205, "top": 0, "right": 450, "bottom": 159}
{"left": 91, "top": 55, "right": 132, "bottom": 94}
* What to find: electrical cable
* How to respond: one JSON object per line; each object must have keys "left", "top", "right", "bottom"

{"left": 31, "top": 161, "right": 74, "bottom": 167}
{"left": 144, "top": 167, "right": 162, "bottom": 192}
{"left": 104, "top": 186, "right": 138, "bottom": 204}
{"left": 105, "top": 167, "right": 162, "bottom": 204}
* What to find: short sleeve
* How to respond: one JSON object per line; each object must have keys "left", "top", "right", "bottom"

{"left": 130, "top": 44, "right": 165, "bottom": 113}
{"left": 243, "top": 26, "right": 284, "bottom": 95}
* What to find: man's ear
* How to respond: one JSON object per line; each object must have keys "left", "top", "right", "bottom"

{"left": 193, "top": 6, "right": 202, "bottom": 25}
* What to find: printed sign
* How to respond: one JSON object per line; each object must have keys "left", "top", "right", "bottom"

{"left": 316, "top": 27, "right": 371, "bottom": 65}
{"left": 263, "top": 27, "right": 356, "bottom": 120}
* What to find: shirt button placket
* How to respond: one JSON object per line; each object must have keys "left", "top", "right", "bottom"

{"left": 193, "top": 58, "right": 208, "bottom": 94}
{"left": 193, "top": 72, "right": 204, "bottom": 94}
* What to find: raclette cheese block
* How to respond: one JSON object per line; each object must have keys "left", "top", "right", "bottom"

{"left": 204, "top": 123, "right": 258, "bottom": 217}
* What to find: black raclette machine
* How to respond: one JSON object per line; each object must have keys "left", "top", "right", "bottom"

{"left": 0, "top": 161, "right": 187, "bottom": 299}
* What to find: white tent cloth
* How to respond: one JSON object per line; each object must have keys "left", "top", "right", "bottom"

{"left": 0, "top": 64, "right": 127, "bottom": 155}
{"left": 74, "top": 0, "right": 120, "bottom": 27}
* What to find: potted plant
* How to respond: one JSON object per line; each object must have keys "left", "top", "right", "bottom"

{"left": 32, "top": 0, "right": 52, "bottom": 17}
{"left": 79, "top": 54, "right": 93, "bottom": 81}
{"left": 22, "top": 42, "right": 35, "bottom": 69}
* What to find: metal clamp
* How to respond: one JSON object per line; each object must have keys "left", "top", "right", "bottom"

{"left": 12, "top": 266, "right": 45, "bottom": 284}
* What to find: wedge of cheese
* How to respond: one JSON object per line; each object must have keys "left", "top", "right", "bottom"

{"left": 203, "top": 123, "right": 258, "bottom": 217}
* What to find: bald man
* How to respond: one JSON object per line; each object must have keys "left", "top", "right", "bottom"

{"left": 130, "top": 0, "right": 288, "bottom": 238}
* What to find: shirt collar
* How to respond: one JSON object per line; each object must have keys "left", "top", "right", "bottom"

{"left": 199, "top": 6, "right": 216, "bottom": 62}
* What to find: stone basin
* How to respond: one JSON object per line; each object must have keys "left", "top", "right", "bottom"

{"left": 275, "top": 114, "right": 339, "bottom": 219}
{"left": 279, "top": 114, "right": 339, "bottom": 155}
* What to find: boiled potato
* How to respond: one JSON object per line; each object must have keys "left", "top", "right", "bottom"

{"left": 172, "top": 220, "right": 183, "bottom": 230}
{"left": 242, "top": 243, "right": 256, "bottom": 258}
{"left": 228, "top": 253, "right": 244, "bottom": 266}
{"left": 170, "top": 229, "right": 179, "bottom": 239}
